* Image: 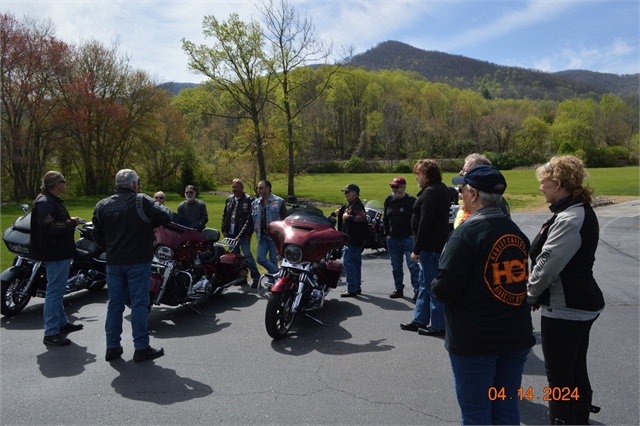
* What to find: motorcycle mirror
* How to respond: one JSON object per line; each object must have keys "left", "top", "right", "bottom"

{"left": 21, "top": 204, "right": 29, "bottom": 214}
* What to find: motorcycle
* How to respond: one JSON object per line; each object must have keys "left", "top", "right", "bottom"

{"left": 149, "top": 221, "right": 248, "bottom": 310}
{"left": 1, "top": 204, "right": 107, "bottom": 317}
{"left": 363, "top": 200, "right": 387, "bottom": 251}
{"left": 263, "top": 205, "right": 348, "bottom": 339}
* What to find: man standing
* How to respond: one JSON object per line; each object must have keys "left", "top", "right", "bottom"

{"left": 250, "top": 180, "right": 287, "bottom": 276}
{"left": 31, "top": 171, "right": 83, "bottom": 346}
{"left": 383, "top": 177, "right": 420, "bottom": 301}
{"left": 177, "top": 185, "right": 208, "bottom": 232}
{"left": 221, "top": 179, "right": 260, "bottom": 288}
{"left": 335, "top": 184, "right": 369, "bottom": 297}
{"left": 92, "top": 169, "right": 171, "bottom": 362}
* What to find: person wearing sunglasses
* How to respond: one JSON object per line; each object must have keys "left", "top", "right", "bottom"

{"left": 153, "top": 191, "right": 166, "bottom": 205}
{"left": 383, "top": 177, "right": 420, "bottom": 301}
{"left": 222, "top": 179, "right": 260, "bottom": 288}
{"left": 31, "top": 171, "right": 84, "bottom": 346}
{"left": 177, "top": 185, "right": 208, "bottom": 232}
{"left": 250, "top": 180, "right": 288, "bottom": 278}
{"left": 432, "top": 165, "right": 534, "bottom": 425}
{"left": 335, "top": 183, "right": 369, "bottom": 297}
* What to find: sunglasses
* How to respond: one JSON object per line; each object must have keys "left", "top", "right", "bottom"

{"left": 257, "top": 186, "right": 266, "bottom": 190}
{"left": 390, "top": 185, "right": 400, "bottom": 189}
{"left": 458, "top": 186, "right": 465, "bottom": 194}
{"left": 185, "top": 191, "right": 194, "bottom": 194}
{"left": 155, "top": 196, "right": 164, "bottom": 200}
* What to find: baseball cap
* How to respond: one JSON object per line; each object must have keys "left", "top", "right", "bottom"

{"left": 390, "top": 177, "right": 406, "bottom": 187}
{"left": 341, "top": 183, "right": 360, "bottom": 195}
{"left": 451, "top": 165, "right": 506, "bottom": 195}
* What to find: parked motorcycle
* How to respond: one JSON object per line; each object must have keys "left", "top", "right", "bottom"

{"left": 149, "top": 221, "right": 248, "bottom": 310}
{"left": 1, "top": 204, "right": 107, "bottom": 317}
{"left": 363, "top": 200, "right": 387, "bottom": 251}
{"left": 263, "top": 205, "right": 348, "bottom": 339}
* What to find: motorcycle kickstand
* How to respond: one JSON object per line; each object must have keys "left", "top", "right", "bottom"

{"left": 304, "top": 313, "right": 326, "bottom": 325}
{"left": 184, "top": 303, "right": 205, "bottom": 315}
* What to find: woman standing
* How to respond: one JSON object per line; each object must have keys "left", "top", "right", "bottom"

{"left": 432, "top": 165, "right": 534, "bottom": 424}
{"left": 400, "top": 159, "right": 450, "bottom": 336}
{"left": 528, "top": 155, "right": 604, "bottom": 425}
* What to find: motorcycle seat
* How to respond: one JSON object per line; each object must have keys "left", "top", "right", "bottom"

{"left": 75, "top": 238, "right": 100, "bottom": 260}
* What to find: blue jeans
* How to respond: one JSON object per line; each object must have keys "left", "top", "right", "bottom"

{"left": 414, "top": 251, "right": 444, "bottom": 329}
{"left": 105, "top": 262, "right": 151, "bottom": 350}
{"left": 43, "top": 259, "right": 71, "bottom": 336}
{"left": 387, "top": 237, "right": 420, "bottom": 291}
{"left": 257, "top": 233, "right": 278, "bottom": 274}
{"left": 232, "top": 236, "right": 260, "bottom": 282}
{"left": 343, "top": 244, "right": 363, "bottom": 293}
{"left": 449, "top": 349, "right": 530, "bottom": 425}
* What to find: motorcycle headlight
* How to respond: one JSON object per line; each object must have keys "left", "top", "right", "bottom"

{"left": 155, "top": 245, "right": 174, "bottom": 261}
{"left": 284, "top": 245, "right": 303, "bottom": 263}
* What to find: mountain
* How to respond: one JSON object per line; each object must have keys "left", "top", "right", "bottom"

{"left": 348, "top": 41, "right": 638, "bottom": 100}
{"left": 157, "top": 82, "right": 198, "bottom": 96}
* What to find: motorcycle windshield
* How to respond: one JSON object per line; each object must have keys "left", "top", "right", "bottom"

{"left": 364, "top": 200, "right": 383, "bottom": 212}
{"left": 285, "top": 205, "right": 333, "bottom": 226}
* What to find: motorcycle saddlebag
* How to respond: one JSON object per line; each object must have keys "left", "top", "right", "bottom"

{"left": 219, "top": 253, "right": 248, "bottom": 279}
{"left": 324, "top": 260, "right": 343, "bottom": 288}
{"left": 3, "top": 223, "right": 31, "bottom": 255}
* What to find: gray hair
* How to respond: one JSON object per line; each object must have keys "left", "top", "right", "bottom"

{"left": 476, "top": 189, "right": 503, "bottom": 208}
{"left": 465, "top": 153, "right": 492, "bottom": 169}
{"left": 232, "top": 178, "right": 244, "bottom": 188}
{"left": 115, "top": 169, "right": 139, "bottom": 189}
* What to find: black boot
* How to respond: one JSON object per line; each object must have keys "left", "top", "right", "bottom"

{"left": 549, "top": 401, "right": 577, "bottom": 425}
{"left": 575, "top": 390, "right": 600, "bottom": 425}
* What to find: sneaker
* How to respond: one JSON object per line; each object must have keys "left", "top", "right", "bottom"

{"left": 133, "top": 346, "right": 164, "bottom": 362}
{"left": 43, "top": 334, "right": 71, "bottom": 346}
{"left": 389, "top": 289, "right": 404, "bottom": 299}
{"left": 60, "top": 322, "right": 83, "bottom": 334}
{"left": 105, "top": 346, "right": 124, "bottom": 361}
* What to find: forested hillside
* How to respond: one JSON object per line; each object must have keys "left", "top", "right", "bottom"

{"left": 348, "top": 41, "right": 638, "bottom": 100}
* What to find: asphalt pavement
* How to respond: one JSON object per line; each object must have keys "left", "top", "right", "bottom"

{"left": 1, "top": 201, "right": 638, "bottom": 425}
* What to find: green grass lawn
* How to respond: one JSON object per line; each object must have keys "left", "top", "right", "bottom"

{"left": 2, "top": 166, "right": 637, "bottom": 272}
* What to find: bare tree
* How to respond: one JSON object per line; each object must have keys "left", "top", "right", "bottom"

{"left": 257, "top": 0, "right": 345, "bottom": 197}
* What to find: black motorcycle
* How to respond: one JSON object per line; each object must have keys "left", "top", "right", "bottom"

{"left": 1, "top": 204, "right": 107, "bottom": 317}
{"left": 363, "top": 200, "right": 387, "bottom": 251}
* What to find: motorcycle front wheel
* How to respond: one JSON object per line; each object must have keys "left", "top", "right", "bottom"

{"left": 265, "top": 290, "right": 296, "bottom": 339}
{"left": 1, "top": 276, "right": 32, "bottom": 317}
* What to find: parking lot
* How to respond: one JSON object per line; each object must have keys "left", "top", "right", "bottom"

{"left": 1, "top": 202, "right": 638, "bottom": 425}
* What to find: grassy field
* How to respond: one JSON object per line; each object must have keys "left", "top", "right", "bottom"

{"left": 1, "top": 166, "right": 637, "bottom": 272}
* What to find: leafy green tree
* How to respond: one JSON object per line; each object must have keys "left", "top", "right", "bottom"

{"left": 593, "top": 94, "right": 632, "bottom": 147}
{"left": 182, "top": 14, "right": 275, "bottom": 181}
{"left": 549, "top": 99, "right": 596, "bottom": 151}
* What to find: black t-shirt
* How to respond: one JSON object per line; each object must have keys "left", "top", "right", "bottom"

{"left": 433, "top": 210, "right": 535, "bottom": 356}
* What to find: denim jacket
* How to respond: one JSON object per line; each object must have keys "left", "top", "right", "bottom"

{"left": 249, "top": 194, "right": 287, "bottom": 234}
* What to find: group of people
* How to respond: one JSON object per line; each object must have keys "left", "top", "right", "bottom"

{"left": 31, "top": 153, "right": 604, "bottom": 424}
{"left": 335, "top": 154, "right": 604, "bottom": 425}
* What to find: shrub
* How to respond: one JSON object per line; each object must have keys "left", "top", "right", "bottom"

{"left": 393, "top": 163, "right": 413, "bottom": 173}
{"left": 344, "top": 156, "right": 370, "bottom": 173}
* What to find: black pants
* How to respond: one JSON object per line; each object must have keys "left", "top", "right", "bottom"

{"left": 541, "top": 315, "right": 598, "bottom": 423}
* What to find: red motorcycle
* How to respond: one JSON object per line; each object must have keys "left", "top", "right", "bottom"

{"left": 263, "top": 205, "right": 347, "bottom": 339}
{"left": 150, "top": 221, "right": 248, "bottom": 310}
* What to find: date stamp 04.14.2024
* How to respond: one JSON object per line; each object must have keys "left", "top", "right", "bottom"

{"left": 488, "top": 387, "right": 579, "bottom": 401}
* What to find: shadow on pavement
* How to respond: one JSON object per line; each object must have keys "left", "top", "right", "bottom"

{"left": 37, "top": 343, "right": 97, "bottom": 378}
{"left": 109, "top": 359, "right": 213, "bottom": 404}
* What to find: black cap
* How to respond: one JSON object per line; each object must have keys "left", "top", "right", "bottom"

{"left": 452, "top": 165, "right": 506, "bottom": 195}
{"left": 341, "top": 183, "right": 360, "bottom": 195}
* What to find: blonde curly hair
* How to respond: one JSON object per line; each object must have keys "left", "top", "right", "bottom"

{"left": 536, "top": 155, "right": 593, "bottom": 204}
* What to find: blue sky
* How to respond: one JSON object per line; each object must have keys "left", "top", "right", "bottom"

{"left": 4, "top": 1, "right": 638, "bottom": 84}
